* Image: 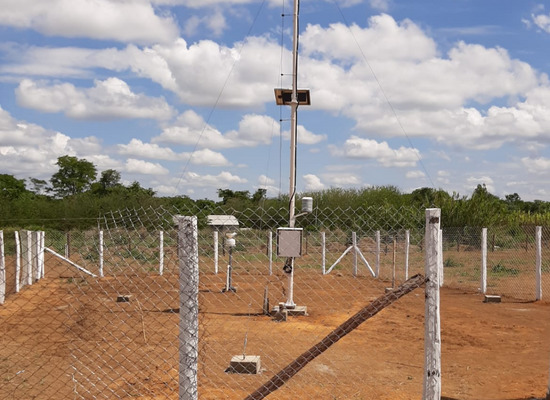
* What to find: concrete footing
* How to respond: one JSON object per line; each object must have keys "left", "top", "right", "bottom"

{"left": 227, "top": 355, "right": 261, "bottom": 374}
{"left": 483, "top": 294, "right": 501, "bottom": 303}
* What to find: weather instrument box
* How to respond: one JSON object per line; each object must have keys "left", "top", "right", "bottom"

{"left": 276, "top": 228, "right": 303, "bottom": 258}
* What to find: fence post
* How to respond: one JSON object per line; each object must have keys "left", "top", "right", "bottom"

{"left": 405, "top": 230, "right": 410, "bottom": 280}
{"left": 268, "top": 231, "right": 273, "bottom": 276}
{"left": 375, "top": 230, "right": 380, "bottom": 278}
{"left": 159, "top": 230, "right": 164, "bottom": 276}
{"left": 15, "top": 231, "right": 21, "bottom": 293}
{"left": 353, "top": 232, "right": 358, "bottom": 277}
{"left": 99, "top": 230, "right": 104, "bottom": 278}
{"left": 0, "top": 231, "right": 5, "bottom": 304}
{"left": 481, "top": 228, "right": 487, "bottom": 294}
{"left": 321, "top": 232, "right": 326, "bottom": 275}
{"left": 25, "top": 230, "right": 32, "bottom": 286}
{"left": 439, "top": 229, "right": 443, "bottom": 287}
{"left": 536, "top": 226, "right": 542, "bottom": 301}
{"left": 214, "top": 231, "right": 219, "bottom": 275}
{"left": 39, "top": 231, "right": 45, "bottom": 279}
{"left": 175, "top": 215, "right": 199, "bottom": 400}
{"left": 423, "top": 208, "right": 441, "bottom": 400}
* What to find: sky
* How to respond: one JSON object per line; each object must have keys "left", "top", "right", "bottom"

{"left": 1, "top": 0, "right": 550, "bottom": 202}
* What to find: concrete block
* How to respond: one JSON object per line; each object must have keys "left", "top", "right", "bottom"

{"left": 483, "top": 295, "right": 501, "bottom": 303}
{"left": 227, "top": 355, "right": 261, "bottom": 374}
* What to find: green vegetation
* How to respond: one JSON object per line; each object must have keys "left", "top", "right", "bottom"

{"left": 1, "top": 156, "right": 550, "bottom": 232}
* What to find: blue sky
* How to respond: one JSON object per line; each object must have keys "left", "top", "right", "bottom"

{"left": 1, "top": 0, "right": 550, "bottom": 201}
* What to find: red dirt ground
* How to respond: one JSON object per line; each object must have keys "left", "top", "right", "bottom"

{"left": 1, "top": 254, "right": 550, "bottom": 400}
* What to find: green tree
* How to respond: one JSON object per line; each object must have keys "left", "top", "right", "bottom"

{"left": 0, "top": 174, "right": 28, "bottom": 199}
{"left": 50, "top": 155, "right": 97, "bottom": 197}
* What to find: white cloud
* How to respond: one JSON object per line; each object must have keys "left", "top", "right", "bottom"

{"left": 303, "top": 174, "right": 325, "bottom": 191}
{"left": 406, "top": 170, "right": 425, "bottom": 179}
{"left": 189, "top": 149, "right": 230, "bottom": 166}
{"left": 119, "top": 139, "right": 180, "bottom": 161}
{"left": 531, "top": 11, "right": 550, "bottom": 33}
{"left": 184, "top": 171, "right": 247, "bottom": 187}
{"left": 16, "top": 78, "right": 174, "bottom": 120}
{"left": 322, "top": 173, "right": 360, "bottom": 186}
{"left": 125, "top": 159, "right": 169, "bottom": 175}
{"left": 0, "top": 0, "right": 179, "bottom": 44}
{"left": 521, "top": 157, "right": 550, "bottom": 174}
{"left": 153, "top": 111, "right": 279, "bottom": 149}
{"left": 282, "top": 125, "right": 327, "bottom": 145}
{"left": 330, "top": 136, "right": 420, "bottom": 167}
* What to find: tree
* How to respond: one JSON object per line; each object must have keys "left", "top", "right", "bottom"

{"left": 0, "top": 174, "right": 27, "bottom": 199}
{"left": 91, "top": 169, "right": 122, "bottom": 196}
{"left": 28, "top": 177, "right": 50, "bottom": 196}
{"left": 50, "top": 155, "right": 97, "bottom": 197}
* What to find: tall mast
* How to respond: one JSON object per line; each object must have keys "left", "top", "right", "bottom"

{"left": 288, "top": 0, "right": 299, "bottom": 229}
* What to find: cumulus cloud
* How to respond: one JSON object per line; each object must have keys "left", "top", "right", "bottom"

{"left": 303, "top": 174, "right": 325, "bottom": 191}
{"left": 184, "top": 171, "right": 247, "bottom": 187}
{"left": 0, "top": 0, "right": 179, "bottom": 44}
{"left": 125, "top": 159, "right": 169, "bottom": 175}
{"left": 521, "top": 156, "right": 550, "bottom": 174}
{"left": 153, "top": 111, "right": 279, "bottom": 149}
{"left": 0, "top": 106, "right": 110, "bottom": 177}
{"left": 16, "top": 78, "right": 174, "bottom": 120}
{"left": 330, "top": 136, "right": 420, "bottom": 167}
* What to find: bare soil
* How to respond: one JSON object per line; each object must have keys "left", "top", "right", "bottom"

{"left": 1, "top": 253, "right": 550, "bottom": 400}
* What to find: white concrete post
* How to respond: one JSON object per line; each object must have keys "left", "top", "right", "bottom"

{"left": 0, "top": 231, "right": 5, "bottom": 304}
{"left": 15, "top": 230, "right": 21, "bottom": 293}
{"left": 99, "top": 230, "right": 104, "bottom": 278}
{"left": 352, "top": 232, "right": 358, "bottom": 277}
{"left": 375, "top": 230, "right": 380, "bottom": 278}
{"left": 536, "top": 226, "right": 542, "bottom": 301}
{"left": 25, "top": 230, "right": 32, "bottom": 286}
{"left": 39, "top": 231, "right": 45, "bottom": 279}
{"left": 438, "top": 229, "right": 443, "bottom": 287}
{"left": 175, "top": 215, "right": 199, "bottom": 400}
{"left": 405, "top": 230, "right": 410, "bottom": 281}
{"left": 31, "top": 231, "right": 39, "bottom": 282}
{"left": 159, "top": 230, "right": 164, "bottom": 276}
{"left": 268, "top": 231, "right": 273, "bottom": 276}
{"left": 423, "top": 208, "right": 441, "bottom": 400}
{"left": 321, "top": 232, "right": 326, "bottom": 275}
{"left": 481, "top": 228, "right": 487, "bottom": 294}
{"left": 213, "top": 231, "right": 219, "bottom": 275}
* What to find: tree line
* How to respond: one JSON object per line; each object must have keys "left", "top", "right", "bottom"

{"left": 1, "top": 155, "right": 550, "bottom": 231}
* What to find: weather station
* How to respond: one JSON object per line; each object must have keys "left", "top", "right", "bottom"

{"left": 273, "top": 0, "right": 312, "bottom": 319}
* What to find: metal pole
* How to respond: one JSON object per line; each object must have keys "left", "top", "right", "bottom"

{"left": 285, "top": 0, "right": 300, "bottom": 309}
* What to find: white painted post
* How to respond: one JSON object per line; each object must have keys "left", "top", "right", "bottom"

{"left": 438, "top": 229, "right": 443, "bottom": 287}
{"left": 25, "top": 230, "right": 32, "bottom": 286}
{"left": 39, "top": 231, "right": 45, "bottom": 279}
{"left": 405, "top": 230, "right": 410, "bottom": 281}
{"left": 268, "top": 231, "right": 273, "bottom": 276}
{"left": 536, "top": 226, "right": 542, "bottom": 301}
{"left": 33, "top": 231, "right": 42, "bottom": 281}
{"left": 375, "top": 230, "right": 380, "bottom": 278}
{"left": 0, "top": 231, "right": 5, "bottom": 304}
{"left": 15, "top": 230, "right": 21, "bottom": 293}
{"left": 481, "top": 228, "right": 487, "bottom": 294}
{"left": 99, "top": 230, "right": 104, "bottom": 278}
{"left": 213, "top": 231, "right": 219, "bottom": 275}
{"left": 321, "top": 232, "right": 326, "bottom": 275}
{"left": 175, "top": 215, "right": 199, "bottom": 400}
{"left": 159, "top": 230, "right": 164, "bottom": 276}
{"left": 352, "top": 232, "right": 358, "bottom": 277}
{"left": 423, "top": 208, "right": 441, "bottom": 400}
{"left": 392, "top": 237, "right": 396, "bottom": 288}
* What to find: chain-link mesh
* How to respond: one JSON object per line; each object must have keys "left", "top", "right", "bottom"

{"left": 0, "top": 205, "right": 547, "bottom": 399}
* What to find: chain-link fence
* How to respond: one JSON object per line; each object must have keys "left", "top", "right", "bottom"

{"left": 0, "top": 205, "right": 548, "bottom": 399}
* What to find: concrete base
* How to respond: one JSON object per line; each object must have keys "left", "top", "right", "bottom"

{"left": 227, "top": 355, "right": 261, "bottom": 374}
{"left": 272, "top": 305, "right": 308, "bottom": 316}
{"left": 484, "top": 295, "right": 501, "bottom": 303}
